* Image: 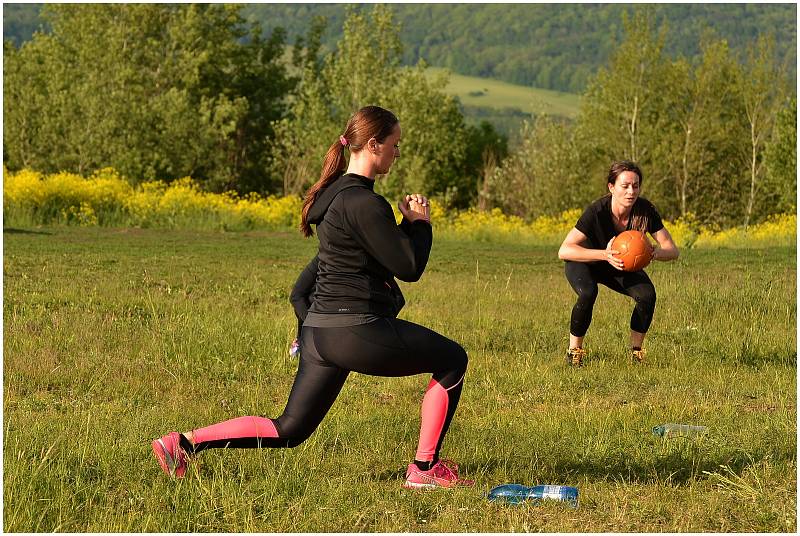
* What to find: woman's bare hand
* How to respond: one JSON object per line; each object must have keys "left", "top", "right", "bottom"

{"left": 398, "top": 193, "right": 430, "bottom": 223}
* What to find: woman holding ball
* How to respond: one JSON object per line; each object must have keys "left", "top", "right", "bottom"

{"left": 152, "top": 106, "right": 473, "bottom": 490}
{"left": 557, "top": 161, "right": 679, "bottom": 367}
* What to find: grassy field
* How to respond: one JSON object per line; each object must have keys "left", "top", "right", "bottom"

{"left": 428, "top": 66, "right": 581, "bottom": 119}
{"left": 3, "top": 226, "right": 796, "bottom": 532}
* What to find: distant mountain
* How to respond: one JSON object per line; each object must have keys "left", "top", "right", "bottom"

{"left": 5, "top": 3, "right": 796, "bottom": 93}
{"left": 3, "top": 3, "right": 46, "bottom": 45}
{"left": 243, "top": 3, "right": 797, "bottom": 93}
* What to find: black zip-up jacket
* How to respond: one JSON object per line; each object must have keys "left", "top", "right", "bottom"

{"left": 289, "top": 254, "right": 407, "bottom": 338}
{"left": 305, "top": 173, "right": 432, "bottom": 317}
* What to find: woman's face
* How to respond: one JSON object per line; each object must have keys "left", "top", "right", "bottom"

{"left": 608, "top": 170, "right": 640, "bottom": 208}
{"left": 374, "top": 123, "right": 401, "bottom": 175}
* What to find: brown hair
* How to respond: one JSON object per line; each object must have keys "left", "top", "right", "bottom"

{"left": 300, "top": 106, "right": 399, "bottom": 237}
{"left": 606, "top": 160, "right": 649, "bottom": 232}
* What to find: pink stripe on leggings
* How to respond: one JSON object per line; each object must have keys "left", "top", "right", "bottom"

{"left": 415, "top": 378, "right": 453, "bottom": 462}
{"left": 192, "top": 416, "right": 278, "bottom": 445}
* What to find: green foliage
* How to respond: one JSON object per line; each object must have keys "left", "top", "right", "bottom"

{"left": 483, "top": 116, "right": 588, "bottom": 219}
{"left": 462, "top": 121, "right": 509, "bottom": 189}
{"left": 736, "top": 35, "right": 789, "bottom": 228}
{"left": 487, "top": 8, "right": 794, "bottom": 228}
{"left": 269, "top": 5, "right": 472, "bottom": 207}
{"left": 657, "top": 37, "right": 744, "bottom": 225}
{"left": 576, "top": 8, "right": 674, "bottom": 199}
{"left": 763, "top": 99, "right": 797, "bottom": 215}
{"left": 3, "top": 4, "right": 292, "bottom": 193}
{"left": 240, "top": 3, "right": 796, "bottom": 94}
{"left": 11, "top": 5, "right": 794, "bottom": 94}
{"left": 3, "top": 4, "right": 794, "bottom": 225}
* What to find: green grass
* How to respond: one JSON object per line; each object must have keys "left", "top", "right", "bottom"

{"left": 428, "top": 66, "right": 581, "bottom": 119}
{"left": 3, "top": 226, "right": 796, "bottom": 532}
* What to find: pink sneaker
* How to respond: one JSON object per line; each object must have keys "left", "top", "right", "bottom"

{"left": 151, "top": 432, "right": 189, "bottom": 478}
{"left": 402, "top": 459, "right": 474, "bottom": 489}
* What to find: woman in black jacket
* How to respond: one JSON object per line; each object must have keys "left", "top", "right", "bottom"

{"left": 152, "top": 106, "right": 472, "bottom": 489}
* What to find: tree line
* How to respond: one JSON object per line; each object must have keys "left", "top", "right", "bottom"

{"left": 485, "top": 10, "right": 795, "bottom": 229}
{"left": 6, "top": 4, "right": 795, "bottom": 95}
{"left": 3, "top": 5, "right": 795, "bottom": 228}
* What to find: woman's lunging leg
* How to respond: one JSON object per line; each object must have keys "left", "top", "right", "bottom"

{"left": 185, "top": 332, "right": 349, "bottom": 453}
{"left": 416, "top": 370, "right": 465, "bottom": 462}
{"left": 313, "top": 319, "right": 469, "bottom": 463}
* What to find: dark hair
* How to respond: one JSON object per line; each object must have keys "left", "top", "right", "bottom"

{"left": 606, "top": 160, "right": 649, "bottom": 232}
{"left": 606, "top": 160, "right": 644, "bottom": 188}
{"left": 300, "top": 106, "right": 399, "bottom": 237}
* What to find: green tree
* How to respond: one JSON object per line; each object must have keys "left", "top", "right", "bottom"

{"left": 269, "top": 5, "right": 470, "bottom": 206}
{"left": 464, "top": 120, "right": 508, "bottom": 210}
{"left": 736, "top": 34, "right": 788, "bottom": 228}
{"left": 660, "top": 37, "right": 744, "bottom": 225}
{"left": 3, "top": 4, "right": 292, "bottom": 192}
{"left": 576, "top": 8, "right": 675, "bottom": 211}
{"left": 762, "top": 98, "right": 797, "bottom": 215}
{"left": 483, "top": 115, "right": 587, "bottom": 219}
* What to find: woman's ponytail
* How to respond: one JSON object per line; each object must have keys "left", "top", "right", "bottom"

{"left": 300, "top": 140, "right": 347, "bottom": 237}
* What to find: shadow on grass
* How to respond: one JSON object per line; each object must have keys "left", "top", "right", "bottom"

{"left": 736, "top": 349, "right": 797, "bottom": 369}
{"left": 541, "top": 447, "right": 785, "bottom": 486}
{"left": 3, "top": 228, "right": 52, "bottom": 235}
{"left": 374, "top": 467, "right": 408, "bottom": 482}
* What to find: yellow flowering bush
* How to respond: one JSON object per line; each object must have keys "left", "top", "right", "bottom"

{"left": 692, "top": 213, "right": 796, "bottom": 248}
{"left": 528, "top": 209, "right": 583, "bottom": 240}
{"left": 3, "top": 168, "right": 47, "bottom": 208}
{"left": 2, "top": 167, "right": 796, "bottom": 247}
{"left": 3, "top": 167, "right": 133, "bottom": 225}
{"left": 3, "top": 167, "right": 301, "bottom": 230}
{"left": 448, "top": 208, "right": 527, "bottom": 241}
{"left": 661, "top": 212, "right": 703, "bottom": 249}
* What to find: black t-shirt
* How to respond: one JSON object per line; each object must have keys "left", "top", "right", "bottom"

{"left": 574, "top": 195, "right": 664, "bottom": 250}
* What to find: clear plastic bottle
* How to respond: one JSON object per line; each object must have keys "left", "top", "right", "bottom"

{"left": 652, "top": 423, "right": 708, "bottom": 438}
{"left": 488, "top": 484, "right": 579, "bottom": 507}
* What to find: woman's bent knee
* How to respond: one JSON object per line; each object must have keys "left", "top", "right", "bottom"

{"left": 575, "top": 285, "right": 598, "bottom": 304}
{"left": 452, "top": 342, "right": 468, "bottom": 372}
{"left": 273, "top": 418, "right": 315, "bottom": 447}
{"left": 633, "top": 287, "right": 657, "bottom": 307}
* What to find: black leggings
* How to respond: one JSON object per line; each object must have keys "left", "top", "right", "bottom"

{"left": 190, "top": 318, "right": 468, "bottom": 462}
{"left": 565, "top": 261, "right": 657, "bottom": 337}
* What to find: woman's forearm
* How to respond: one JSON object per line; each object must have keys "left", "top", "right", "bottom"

{"left": 653, "top": 244, "right": 679, "bottom": 261}
{"left": 558, "top": 243, "right": 604, "bottom": 262}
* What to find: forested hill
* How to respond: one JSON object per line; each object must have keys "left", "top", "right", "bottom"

{"left": 4, "top": 3, "right": 796, "bottom": 93}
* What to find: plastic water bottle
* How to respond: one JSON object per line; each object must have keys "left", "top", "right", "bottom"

{"left": 652, "top": 423, "right": 708, "bottom": 438}
{"left": 488, "top": 484, "right": 579, "bottom": 507}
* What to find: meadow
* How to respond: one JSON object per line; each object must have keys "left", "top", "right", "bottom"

{"left": 427, "top": 67, "right": 581, "bottom": 119}
{"left": 2, "top": 224, "right": 796, "bottom": 532}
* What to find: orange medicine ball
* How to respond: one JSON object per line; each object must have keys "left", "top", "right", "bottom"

{"left": 611, "top": 230, "right": 654, "bottom": 272}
